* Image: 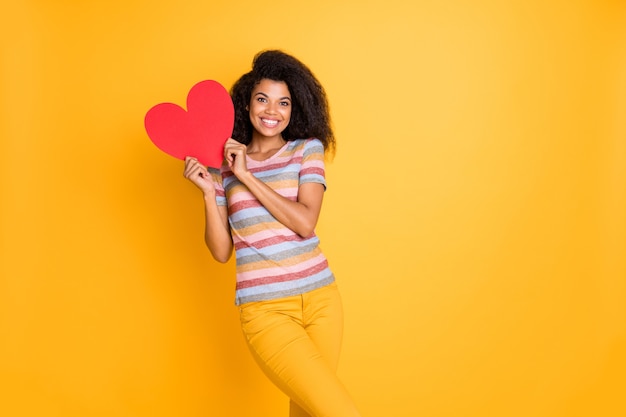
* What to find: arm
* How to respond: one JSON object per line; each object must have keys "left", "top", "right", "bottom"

{"left": 201, "top": 195, "right": 232, "bottom": 263}
{"left": 239, "top": 172, "right": 324, "bottom": 237}
{"left": 224, "top": 139, "right": 324, "bottom": 238}
{"left": 183, "top": 157, "right": 233, "bottom": 263}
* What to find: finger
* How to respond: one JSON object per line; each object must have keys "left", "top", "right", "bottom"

{"left": 187, "top": 168, "right": 207, "bottom": 180}
{"left": 184, "top": 157, "right": 198, "bottom": 172}
{"left": 225, "top": 144, "right": 245, "bottom": 156}
{"left": 224, "top": 147, "right": 236, "bottom": 163}
{"left": 184, "top": 162, "right": 205, "bottom": 178}
{"left": 183, "top": 165, "right": 197, "bottom": 178}
{"left": 183, "top": 158, "right": 197, "bottom": 173}
{"left": 224, "top": 140, "right": 245, "bottom": 154}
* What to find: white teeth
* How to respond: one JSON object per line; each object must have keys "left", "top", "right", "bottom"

{"left": 262, "top": 119, "right": 278, "bottom": 126}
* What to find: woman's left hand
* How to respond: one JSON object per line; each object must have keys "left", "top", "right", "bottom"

{"left": 224, "top": 138, "right": 249, "bottom": 178}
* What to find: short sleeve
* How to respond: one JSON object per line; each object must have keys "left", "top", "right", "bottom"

{"left": 207, "top": 167, "right": 227, "bottom": 206}
{"left": 299, "top": 138, "right": 327, "bottom": 190}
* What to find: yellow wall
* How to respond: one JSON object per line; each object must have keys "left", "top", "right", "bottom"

{"left": 2, "top": 1, "right": 625, "bottom": 416}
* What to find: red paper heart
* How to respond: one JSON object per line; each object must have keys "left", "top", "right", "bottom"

{"left": 144, "top": 80, "right": 234, "bottom": 168}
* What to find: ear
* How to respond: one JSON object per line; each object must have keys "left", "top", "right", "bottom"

{"left": 245, "top": 105, "right": 249, "bottom": 111}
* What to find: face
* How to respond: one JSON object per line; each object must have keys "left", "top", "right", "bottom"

{"left": 248, "top": 79, "right": 292, "bottom": 141}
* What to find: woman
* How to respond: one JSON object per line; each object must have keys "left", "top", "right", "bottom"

{"left": 183, "top": 50, "right": 362, "bottom": 417}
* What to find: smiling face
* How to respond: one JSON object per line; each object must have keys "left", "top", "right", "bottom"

{"left": 248, "top": 79, "right": 292, "bottom": 142}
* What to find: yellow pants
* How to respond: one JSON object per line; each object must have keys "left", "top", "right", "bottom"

{"left": 239, "top": 282, "right": 361, "bottom": 417}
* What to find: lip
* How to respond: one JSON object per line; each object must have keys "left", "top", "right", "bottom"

{"left": 260, "top": 118, "right": 279, "bottom": 128}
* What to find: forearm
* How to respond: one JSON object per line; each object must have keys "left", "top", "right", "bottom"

{"left": 203, "top": 194, "right": 233, "bottom": 263}
{"left": 238, "top": 171, "right": 322, "bottom": 238}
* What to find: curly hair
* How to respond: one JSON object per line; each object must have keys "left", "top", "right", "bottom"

{"left": 230, "top": 50, "right": 335, "bottom": 156}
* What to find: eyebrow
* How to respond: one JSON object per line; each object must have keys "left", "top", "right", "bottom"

{"left": 254, "top": 92, "right": 291, "bottom": 101}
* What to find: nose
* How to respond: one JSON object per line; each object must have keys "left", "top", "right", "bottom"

{"left": 265, "top": 101, "right": 279, "bottom": 114}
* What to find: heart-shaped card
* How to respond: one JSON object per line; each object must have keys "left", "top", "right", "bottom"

{"left": 145, "top": 80, "right": 234, "bottom": 168}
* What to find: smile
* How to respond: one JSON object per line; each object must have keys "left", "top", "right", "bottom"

{"left": 261, "top": 118, "right": 279, "bottom": 127}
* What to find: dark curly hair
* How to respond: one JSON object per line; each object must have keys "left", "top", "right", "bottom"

{"left": 230, "top": 50, "right": 335, "bottom": 156}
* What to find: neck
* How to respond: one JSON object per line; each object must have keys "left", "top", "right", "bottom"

{"left": 248, "top": 135, "right": 286, "bottom": 153}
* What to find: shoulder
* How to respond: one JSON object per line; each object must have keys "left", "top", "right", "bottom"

{"left": 287, "top": 138, "right": 323, "bottom": 148}
{"left": 303, "top": 138, "right": 323, "bottom": 148}
{"left": 283, "top": 139, "right": 325, "bottom": 164}
{"left": 289, "top": 138, "right": 324, "bottom": 156}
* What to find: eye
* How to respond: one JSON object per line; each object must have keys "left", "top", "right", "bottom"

{"left": 256, "top": 97, "right": 268, "bottom": 103}
{"left": 280, "top": 101, "right": 290, "bottom": 106}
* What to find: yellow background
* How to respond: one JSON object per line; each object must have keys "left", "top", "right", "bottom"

{"left": 2, "top": 1, "right": 625, "bottom": 416}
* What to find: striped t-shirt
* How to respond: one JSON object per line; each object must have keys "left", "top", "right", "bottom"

{"left": 210, "top": 138, "right": 335, "bottom": 305}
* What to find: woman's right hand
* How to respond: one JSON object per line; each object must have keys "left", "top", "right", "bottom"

{"left": 183, "top": 156, "right": 233, "bottom": 263}
{"left": 183, "top": 156, "right": 215, "bottom": 196}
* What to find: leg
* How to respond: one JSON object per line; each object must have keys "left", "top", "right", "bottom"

{"left": 289, "top": 283, "right": 346, "bottom": 417}
{"left": 239, "top": 285, "right": 360, "bottom": 417}
{"left": 302, "top": 282, "right": 345, "bottom": 371}
{"left": 288, "top": 401, "right": 312, "bottom": 417}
